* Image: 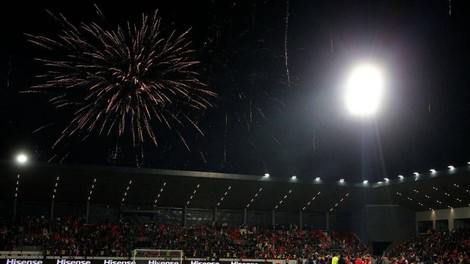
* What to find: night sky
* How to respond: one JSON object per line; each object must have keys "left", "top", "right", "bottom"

{"left": 1, "top": 0, "right": 469, "bottom": 183}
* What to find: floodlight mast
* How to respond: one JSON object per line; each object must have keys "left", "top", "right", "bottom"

{"left": 13, "top": 153, "right": 29, "bottom": 220}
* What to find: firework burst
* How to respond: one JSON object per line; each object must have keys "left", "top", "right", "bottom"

{"left": 26, "top": 7, "right": 215, "bottom": 165}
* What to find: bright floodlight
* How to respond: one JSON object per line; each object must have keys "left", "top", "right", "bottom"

{"left": 345, "top": 64, "right": 384, "bottom": 116}
{"left": 16, "top": 154, "right": 28, "bottom": 164}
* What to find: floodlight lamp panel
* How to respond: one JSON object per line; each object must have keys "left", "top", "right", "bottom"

{"left": 345, "top": 64, "right": 384, "bottom": 116}
{"left": 16, "top": 154, "right": 28, "bottom": 164}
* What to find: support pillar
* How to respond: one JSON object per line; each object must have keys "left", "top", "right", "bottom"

{"left": 326, "top": 212, "right": 330, "bottom": 231}
{"left": 182, "top": 206, "right": 187, "bottom": 227}
{"left": 243, "top": 208, "right": 247, "bottom": 225}
{"left": 13, "top": 198, "right": 17, "bottom": 221}
{"left": 86, "top": 201, "right": 90, "bottom": 224}
{"left": 50, "top": 200, "right": 55, "bottom": 220}
{"left": 213, "top": 207, "right": 218, "bottom": 224}
{"left": 272, "top": 210, "right": 276, "bottom": 227}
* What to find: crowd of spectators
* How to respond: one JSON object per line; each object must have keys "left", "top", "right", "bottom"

{"left": 0, "top": 215, "right": 366, "bottom": 259}
{"left": 385, "top": 228, "right": 470, "bottom": 264}
{"left": 2, "top": 215, "right": 469, "bottom": 264}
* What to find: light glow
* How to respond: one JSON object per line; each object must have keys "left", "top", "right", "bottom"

{"left": 345, "top": 64, "right": 384, "bottom": 116}
{"left": 16, "top": 154, "right": 28, "bottom": 164}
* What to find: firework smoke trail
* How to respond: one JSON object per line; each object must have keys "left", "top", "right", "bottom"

{"left": 448, "top": 0, "right": 452, "bottom": 16}
{"left": 26, "top": 7, "right": 215, "bottom": 165}
{"left": 284, "top": 0, "right": 291, "bottom": 88}
{"left": 201, "top": 0, "right": 288, "bottom": 173}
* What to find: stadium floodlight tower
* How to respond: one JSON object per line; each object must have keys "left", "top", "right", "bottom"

{"left": 13, "top": 153, "right": 29, "bottom": 220}
{"left": 343, "top": 63, "right": 385, "bottom": 186}
{"left": 344, "top": 63, "right": 384, "bottom": 117}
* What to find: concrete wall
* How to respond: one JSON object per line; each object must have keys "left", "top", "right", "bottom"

{"left": 416, "top": 206, "right": 470, "bottom": 231}
{"left": 352, "top": 204, "right": 415, "bottom": 252}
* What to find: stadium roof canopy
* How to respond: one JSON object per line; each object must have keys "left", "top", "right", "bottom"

{"left": 0, "top": 160, "right": 469, "bottom": 214}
